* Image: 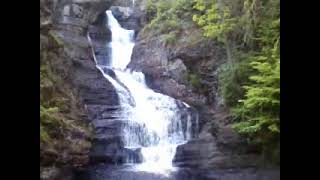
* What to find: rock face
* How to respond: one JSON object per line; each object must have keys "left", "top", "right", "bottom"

{"left": 128, "top": 27, "right": 228, "bottom": 136}
{"left": 40, "top": 0, "right": 130, "bottom": 179}
{"left": 128, "top": 36, "right": 209, "bottom": 107}
{"left": 41, "top": 1, "right": 145, "bottom": 176}
{"left": 126, "top": 2, "right": 279, "bottom": 177}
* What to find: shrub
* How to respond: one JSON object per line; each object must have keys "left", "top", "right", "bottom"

{"left": 143, "top": 0, "right": 194, "bottom": 36}
{"left": 161, "top": 32, "right": 177, "bottom": 46}
{"left": 218, "top": 55, "right": 254, "bottom": 106}
{"left": 145, "top": 0, "right": 158, "bottom": 22}
{"left": 231, "top": 45, "right": 280, "bottom": 163}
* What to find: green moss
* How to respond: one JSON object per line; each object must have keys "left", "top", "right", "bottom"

{"left": 48, "top": 30, "right": 64, "bottom": 47}
{"left": 52, "top": 97, "right": 69, "bottom": 112}
{"left": 40, "top": 105, "right": 60, "bottom": 125}
{"left": 40, "top": 124, "right": 51, "bottom": 143}
{"left": 40, "top": 61, "right": 55, "bottom": 90}
{"left": 187, "top": 73, "right": 202, "bottom": 90}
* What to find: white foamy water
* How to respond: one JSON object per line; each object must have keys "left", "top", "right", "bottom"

{"left": 106, "top": 11, "right": 135, "bottom": 70}
{"left": 94, "top": 10, "right": 195, "bottom": 174}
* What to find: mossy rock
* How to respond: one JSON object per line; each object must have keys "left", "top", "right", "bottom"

{"left": 161, "top": 32, "right": 177, "bottom": 46}
{"left": 48, "top": 30, "right": 64, "bottom": 48}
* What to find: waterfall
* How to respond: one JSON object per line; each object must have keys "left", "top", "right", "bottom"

{"left": 94, "top": 10, "right": 195, "bottom": 173}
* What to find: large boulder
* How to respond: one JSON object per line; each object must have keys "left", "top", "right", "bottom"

{"left": 173, "top": 130, "right": 262, "bottom": 170}
{"left": 90, "top": 138, "right": 143, "bottom": 164}
{"left": 128, "top": 37, "right": 207, "bottom": 107}
{"left": 173, "top": 133, "right": 220, "bottom": 169}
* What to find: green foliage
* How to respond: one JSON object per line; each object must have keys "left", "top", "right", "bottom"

{"left": 193, "top": 0, "right": 280, "bottom": 162}
{"left": 40, "top": 105, "right": 59, "bottom": 143}
{"left": 192, "top": 0, "right": 237, "bottom": 42}
{"left": 232, "top": 45, "right": 280, "bottom": 137}
{"left": 232, "top": 31, "right": 279, "bottom": 164}
{"left": 161, "top": 32, "right": 177, "bottom": 46}
{"left": 40, "top": 105, "right": 59, "bottom": 124}
{"left": 143, "top": 0, "right": 196, "bottom": 36}
{"left": 40, "top": 105, "right": 62, "bottom": 131}
{"left": 218, "top": 56, "right": 254, "bottom": 106}
{"left": 158, "top": 18, "right": 180, "bottom": 34}
{"left": 145, "top": 0, "right": 158, "bottom": 21}
{"left": 144, "top": 1, "right": 181, "bottom": 35}
{"left": 143, "top": 0, "right": 280, "bottom": 164}
{"left": 40, "top": 124, "right": 50, "bottom": 143}
{"left": 40, "top": 103, "right": 72, "bottom": 143}
{"left": 173, "top": 0, "right": 196, "bottom": 18}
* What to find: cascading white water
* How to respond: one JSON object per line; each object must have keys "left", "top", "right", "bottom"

{"left": 95, "top": 10, "right": 194, "bottom": 174}
{"left": 106, "top": 11, "right": 135, "bottom": 70}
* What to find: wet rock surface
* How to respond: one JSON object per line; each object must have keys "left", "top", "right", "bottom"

{"left": 41, "top": 0, "right": 279, "bottom": 179}
{"left": 172, "top": 109, "right": 251, "bottom": 169}
{"left": 127, "top": 3, "right": 279, "bottom": 176}
{"left": 87, "top": 7, "right": 143, "bottom": 165}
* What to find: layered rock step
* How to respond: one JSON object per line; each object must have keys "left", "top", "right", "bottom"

{"left": 86, "top": 103, "right": 145, "bottom": 164}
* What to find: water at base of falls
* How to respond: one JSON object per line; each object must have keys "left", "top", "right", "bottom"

{"left": 82, "top": 8, "right": 280, "bottom": 180}
{"left": 79, "top": 164, "right": 206, "bottom": 180}
{"left": 91, "top": 10, "right": 196, "bottom": 175}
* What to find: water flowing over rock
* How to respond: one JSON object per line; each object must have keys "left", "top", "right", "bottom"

{"left": 88, "top": 9, "right": 198, "bottom": 172}
{"left": 80, "top": 164, "right": 280, "bottom": 180}
{"left": 41, "top": 0, "right": 279, "bottom": 179}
